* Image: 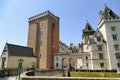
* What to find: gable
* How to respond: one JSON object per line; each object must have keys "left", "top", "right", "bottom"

{"left": 1, "top": 44, "right": 8, "bottom": 57}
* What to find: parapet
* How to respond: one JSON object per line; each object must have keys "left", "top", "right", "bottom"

{"left": 28, "top": 10, "right": 59, "bottom": 22}
{"left": 104, "top": 17, "right": 120, "bottom": 21}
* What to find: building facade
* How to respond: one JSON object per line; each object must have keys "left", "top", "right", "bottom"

{"left": 54, "top": 6, "right": 120, "bottom": 70}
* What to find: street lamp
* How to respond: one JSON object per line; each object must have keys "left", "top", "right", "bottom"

{"left": 17, "top": 58, "right": 24, "bottom": 80}
{"left": 117, "top": 59, "right": 120, "bottom": 73}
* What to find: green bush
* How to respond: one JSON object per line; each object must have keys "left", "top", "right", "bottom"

{"left": 70, "top": 72, "right": 120, "bottom": 78}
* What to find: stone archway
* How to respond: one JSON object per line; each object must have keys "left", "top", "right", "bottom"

{"left": 69, "top": 58, "right": 75, "bottom": 69}
{"left": 76, "top": 58, "right": 83, "bottom": 69}
{"left": 62, "top": 58, "right": 68, "bottom": 68}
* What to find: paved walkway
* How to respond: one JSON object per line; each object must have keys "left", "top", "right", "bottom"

{"left": 0, "top": 76, "right": 18, "bottom": 80}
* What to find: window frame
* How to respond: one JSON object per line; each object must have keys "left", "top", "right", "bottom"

{"left": 97, "top": 45, "right": 103, "bottom": 51}
{"left": 97, "top": 36, "right": 101, "bottom": 41}
{"left": 111, "top": 26, "right": 115, "bottom": 31}
{"left": 100, "top": 63, "right": 104, "bottom": 68}
{"left": 117, "top": 63, "right": 120, "bottom": 68}
{"left": 56, "top": 63, "right": 58, "bottom": 67}
{"left": 99, "top": 53, "right": 104, "bottom": 60}
{"left": 114, "top": 44, "right": 119, "bottom": 50}
{"left": 86, "top": 63, "right": 88, "bottom": 67}
{"left": 112, "top": 34, "right": 117, "bottom": 40}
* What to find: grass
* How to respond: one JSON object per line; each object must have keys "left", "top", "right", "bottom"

{"left": 70, "top": 72, "right": 120, "bottom": 78}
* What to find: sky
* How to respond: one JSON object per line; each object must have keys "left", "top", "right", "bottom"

{"left": 0, "top": 0, "right": 120, "bottom": 54}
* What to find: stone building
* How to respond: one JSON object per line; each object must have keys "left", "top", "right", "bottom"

{"left": 0, "top": 43, "right": 36, "bottom": 69}
{"left": 54, "top": 6, "right": 120, "bottom": 70}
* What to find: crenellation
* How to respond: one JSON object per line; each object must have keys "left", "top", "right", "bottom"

{"left": 104, "top": 17, "right": 120, "bottom": 22}
{"left": 28, "top": 10, "right": 59, "bottom": 22}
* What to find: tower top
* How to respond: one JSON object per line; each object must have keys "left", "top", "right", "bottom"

{"left": 83, "top": 22, "right": 95, "bottom": 32}
{"left": 82, "top": 22, "right": 95, "bottom": 35}
{"left": 28, "top": 10, "right": 59, "bottom": 22}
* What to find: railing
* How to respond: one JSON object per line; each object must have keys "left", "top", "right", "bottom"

{"left": 0, "top": 68, "right": 28, "bottom": 77}
{"left": 0, "top": 68, "right": 18, "bottom": 77}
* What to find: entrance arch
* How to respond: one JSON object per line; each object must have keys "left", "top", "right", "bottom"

{"left": 69, "top": 58, "right": 75, "bottom": 69}
{"left": 62, "top": 58, "right": 68, "bottom": 68}
{"left": 76, "top": 58, "right": 83, "bottom": 69}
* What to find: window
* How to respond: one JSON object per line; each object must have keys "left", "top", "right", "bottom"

{"left": 111, "top": 26, "right": 115, "bottom": 31}
{"left": 56, "top": 57, "right": 58, "bottom": 61}
{"left": 114, "top": 45, "right": 119, "bottom": 50}
{"left": 100, "top": 63, "right": 104, "bottom": 68}
{"left": 40, "top": 30, "right": 43, "bottom": 35}
{"left": 112, "top": 34, "right": 117, "bottom": 40}
{"left": 117, "top": 63, "right": 120, "bottom": 68}
{"left": 3, "top": 52, "right": 6, "bottom": 55}
{"left": 86, "top": 56, "right": 88, "bottom": 60}
{"left": 116, "top": 53, "right": 120, "bottom": 59}
{"left": 97, "top": 36, "right": 101, "bottom": 41}
{"left": 40, "top": 40, "right": 42, "bottom": 45}
{"left": 3, "top": 49, "right": 7, "bottom": 52}
{"left": 97, "top": 45, "right": 102, "bottom": 51}
{"left": 86, "top": 63, "right": 88, "bottom": 67}
{"left": 56, "top": 63, "right": 58, "bottom": 67}
{"left": 99, "top": 53, "right": 103, "bottom": 60}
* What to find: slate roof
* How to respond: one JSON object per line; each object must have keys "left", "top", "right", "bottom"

{"left": 6, "top": 43, "right": 35, "bottom": 57}
{"left": 83, "top": 22, "right": 95, "bottom": 34}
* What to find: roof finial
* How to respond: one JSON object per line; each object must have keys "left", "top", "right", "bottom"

{"left": 105, "top": 3, "right": 107, "bottom": 7}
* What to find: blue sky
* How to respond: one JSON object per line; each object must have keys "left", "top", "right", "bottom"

{"left": 0, "top": 0, "right": 120, "bottom": 54}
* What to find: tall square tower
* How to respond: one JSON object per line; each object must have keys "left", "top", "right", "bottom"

{"left": 27, "top": 11, "right": 59, "bottom": 69}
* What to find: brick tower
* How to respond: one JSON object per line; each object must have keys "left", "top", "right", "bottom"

{"left": 27, "top": 10, "right": 59, "bottom": 69}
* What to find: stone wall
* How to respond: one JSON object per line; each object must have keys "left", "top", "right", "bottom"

{"left": 35, "top": 69, "right": 63, "bottom": 76}
{"left": 7, "top": 56, "right": 36, "bottom": 68}
{"left": 21, "top": 76, "right": 120, "bottom": 80}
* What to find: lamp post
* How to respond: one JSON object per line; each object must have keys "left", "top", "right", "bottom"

{"left": 17, "top": 58, "right": 24, "bottom": 80}
{"left": 115, "top": 57, "right": 120, "bottom": 73}
{"left": 117, "top": 59, "right": 120, "bottom": 73}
